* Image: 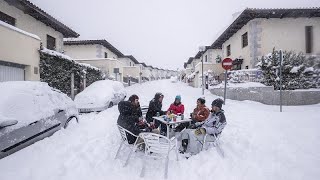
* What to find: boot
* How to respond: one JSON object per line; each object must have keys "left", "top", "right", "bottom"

{"left": 181, "top": 139, "right": 188, "bottom": 153}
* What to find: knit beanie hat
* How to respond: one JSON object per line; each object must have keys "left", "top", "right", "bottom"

{"left": 212, "top": 98, "right": 224, "bottom": 109}
{"left": 197, "top": 97, "right": 206, "bottom": 104}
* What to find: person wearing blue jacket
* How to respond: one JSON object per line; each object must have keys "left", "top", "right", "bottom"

{"left": 179, "top": 98, "right": 227, "bottom": 155}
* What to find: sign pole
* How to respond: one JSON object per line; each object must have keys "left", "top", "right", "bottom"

{"left": 202, "top": 58, "right": 204, "bottom": 95}
{"left": 221, "top": 58, "right": 233, "bottom": 105}
{"left": 279, "top": 50, "right": 283, "bottom": 112}
{"left": 71, "top": 72, "right": 74, "bottom": 100}
{"left": 224, "top": 70, "right": 227, "bottom": 105}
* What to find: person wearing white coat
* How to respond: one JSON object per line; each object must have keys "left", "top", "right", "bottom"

{"left": 179, "top": 98, "right": 226, "bottom": 155}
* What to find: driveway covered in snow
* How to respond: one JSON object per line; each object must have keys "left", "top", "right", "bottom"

{"left": 1, "top": 80, "right": 320, "bottom": 180}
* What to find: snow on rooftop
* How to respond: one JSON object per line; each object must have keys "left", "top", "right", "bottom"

{"left": 41, "top": 48, "right": 72, "bottom": 60}
{"left": 78, "top": 63, "right": 100, "bottom": 71}
{"left": 0, "top": 20, "right": 40, "bottom": 40}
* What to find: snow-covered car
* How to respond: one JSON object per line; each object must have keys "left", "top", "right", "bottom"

{"left": 74, "top": 80, "right": 127, "bottom": 113}
{"left": 0, "top": 82, "right": 79, "bottom": 159}
{"left": 170, "top": 76, "right": 178, "bottom": 83}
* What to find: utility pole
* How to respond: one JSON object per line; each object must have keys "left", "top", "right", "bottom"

{"left": 279, "top": 50, "right": 283, "bottom": 112}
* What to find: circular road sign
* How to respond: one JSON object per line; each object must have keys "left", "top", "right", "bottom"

{"left": 222, "top": 58, "right": 233, "bottom": 70}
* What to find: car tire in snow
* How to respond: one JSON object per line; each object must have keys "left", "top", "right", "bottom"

{"left": 64, "top": 117, "right": 78, "bottom": 129}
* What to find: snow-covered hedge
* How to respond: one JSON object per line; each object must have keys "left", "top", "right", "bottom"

{"left": 257, "top": 49, "right": 320, "bottom": 90}
{"left": 40, "top": 50, "right": 105, "bottom": 96}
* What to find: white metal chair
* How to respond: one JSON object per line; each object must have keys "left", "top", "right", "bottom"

{"left": 139, "top": 132, "right": 178, "bottom": 179}
{"left": 141, "top": 106, "right": 149, "bottom": 118}
{"left": 201, "top": 133, "right": 224, "bottom": 157}
{"left": 115, "top": 125, "right": 144, "bottom": 167}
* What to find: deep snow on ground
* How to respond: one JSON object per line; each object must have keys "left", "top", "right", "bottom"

{"left": 1, "top": 80, "right": 320, "bottom": 180}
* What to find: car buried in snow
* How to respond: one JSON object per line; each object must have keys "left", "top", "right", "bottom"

{"left": 74, "top": 80, "right": 127, "bottom": 113}
{"left": 0, "top": 81, "right": 79, "bottom": 159}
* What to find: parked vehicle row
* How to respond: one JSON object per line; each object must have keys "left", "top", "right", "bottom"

{"left": 0, "top": 80, "right": 127, "bottom": 159}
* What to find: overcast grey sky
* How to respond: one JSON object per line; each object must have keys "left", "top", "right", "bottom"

{"left": 30, "top": 0, "right": 319, "bottom": 70}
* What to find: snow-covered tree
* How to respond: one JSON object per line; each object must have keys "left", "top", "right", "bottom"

{"left": 257, "top": 49, "right": 320, "bottom": 90}
{"left": 40, "top": 51, "right": 105, "bottom": 96}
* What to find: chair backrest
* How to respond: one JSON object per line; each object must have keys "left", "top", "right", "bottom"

{"left": 141, "top": 106, "right": 149, "bottom": 118}
{"left": 117, "top": 125, "right": 129, "bottom": 142}
{"left": 139, "top": 133, "right": 171, "bottom": 156}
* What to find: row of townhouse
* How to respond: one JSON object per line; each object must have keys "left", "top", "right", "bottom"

{"left": 0, "top": 0, "right": 178, "bottom": 83}
{"left": 63, "top": 39, "right": 177, "bottom": 83}
{"left": 184, "top": 8, "right": 320, "bottom": 88}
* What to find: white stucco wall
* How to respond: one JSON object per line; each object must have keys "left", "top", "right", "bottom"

{"left": 123, "top": 66, "right": 140, "bottom": 80}
{"left": 64, "top": 44, "right": 119, "bottom": 60}
{"left": 0, "top": 23, "right": 41, "bottom": 81}
{"left": 0, "top": 0, "right": 65, "bottom": 52}
{"left": 222, "top": 22, "right": 251, "bottom": 68}
{"left": 75, "top": 58, "right": 124, "bottom": 82}
{"left": 118, "top": 57, "right": 135, "bottom": 66}
{"left": 221, "top": 17, "right": 320, "bottom": 69}
{"left": 99, "top": 45, "right": 118, "bottom": 59}
{"left": 64, "top": 45, "right": 97, "bottom": 59}
{"left": 260, "top": 18, "right": 320, "bottom": 56}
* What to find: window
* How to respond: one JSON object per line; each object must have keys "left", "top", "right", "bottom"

{"left": 34, "top": 67, "right": 39, "bottom": 74}
{"left": 0, "top": 11, "right": 15, "bottom": 26}
{"left": 46, "top": 35, "right": 56, "bottom": 50}
{"left": 245, "top": 66, "right": 249, "bottom": 69}
{"left": 227, "top": 45, "right": 231, "bottom": 56}
{"left": 205, "top": 55, "right": 208, "bottom": 62}
{"left": 305, "top": 26, "right": 313, "bottom": 53}
{"left": 104, "top": 52, "right": 108, "bottom": 58}
{"left": 242, "top": 32, "right": 248, "bottom": 48}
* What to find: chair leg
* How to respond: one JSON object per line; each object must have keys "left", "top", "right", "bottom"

{"left": 215, "top": 140, "right": 225, "bottom": 158}
{"left": 124, "top": 145, "right": 136, "bottom": 167}
{"left": 164, "top": 156, "right": 169, "bottom": 179}
{"left": 140, "top": 156, "right": 146, "bottom": 178}
{"left": 115, "top": 141, "right": 124, "bottom": 159}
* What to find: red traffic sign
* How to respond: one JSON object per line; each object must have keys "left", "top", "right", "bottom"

{"left": 222, "top": 58, "right": 233, "bottom": 70}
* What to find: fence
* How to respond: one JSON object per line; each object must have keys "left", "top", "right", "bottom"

{"left": 210, "top": 86, "right": 320, "bottom": 105}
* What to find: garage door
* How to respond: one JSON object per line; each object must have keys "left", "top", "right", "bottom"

{"left": 0, "top": 64, "right": 25, "bottom": 82}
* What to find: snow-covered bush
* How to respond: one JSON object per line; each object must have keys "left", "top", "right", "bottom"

{"left": 257, "top": 49, "right": 320, "bottom": 90}
{"left": 40, "top": 51, "right": 105, "bottom": 96}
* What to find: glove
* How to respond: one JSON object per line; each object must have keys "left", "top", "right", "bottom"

{"left": 194, "top": 128, "right": 206, "bottom": 136}
{"left": 188, "top": 124, "right": 196, "bottom": 129}
{"left": 149, "top": 122, "right": 156, "bottom": 129}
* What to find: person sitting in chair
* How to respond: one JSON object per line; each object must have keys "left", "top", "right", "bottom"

{"left": 146, "top": 92, "right": 167, "bottom": 135}
{"left": 117, "top": 94, "right": 151, "bottom": 144}
{"left": 175, "top": 97, "right": 209, "bottom": 132}
{"left": 179, "top": 98, "right": 227, "bottom": 155}
{"left": 166, "top": 95, "right": 184, "bottom": 115}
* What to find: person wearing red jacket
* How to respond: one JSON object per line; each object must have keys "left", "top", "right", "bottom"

{"left": 167, "top": 95, "right": 184, "bottom": 115}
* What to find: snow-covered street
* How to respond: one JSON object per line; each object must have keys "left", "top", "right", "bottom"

{"left": 1, "top": 80, "right": 320, "bottom": 180}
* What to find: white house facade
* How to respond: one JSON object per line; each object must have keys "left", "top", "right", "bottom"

{"left": 212, "top": 8, "right": 320, "bottom": 70}
{"left": 0, "top": 0, "right": 79, "bottom": 82}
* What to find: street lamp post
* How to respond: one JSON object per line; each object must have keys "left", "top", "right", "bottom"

{"left": 202, "top": 57, "right": 204, "bottom": 95}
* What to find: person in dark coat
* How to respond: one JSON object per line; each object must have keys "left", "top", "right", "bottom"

{"left": 117, "top": 94, "right": 149, "bottom": 144}
{"left": 146, "top": 92, "right": 166, "bottom": 134}
{"left": 129, "top": 94, "right": 142, "bottom": 118}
